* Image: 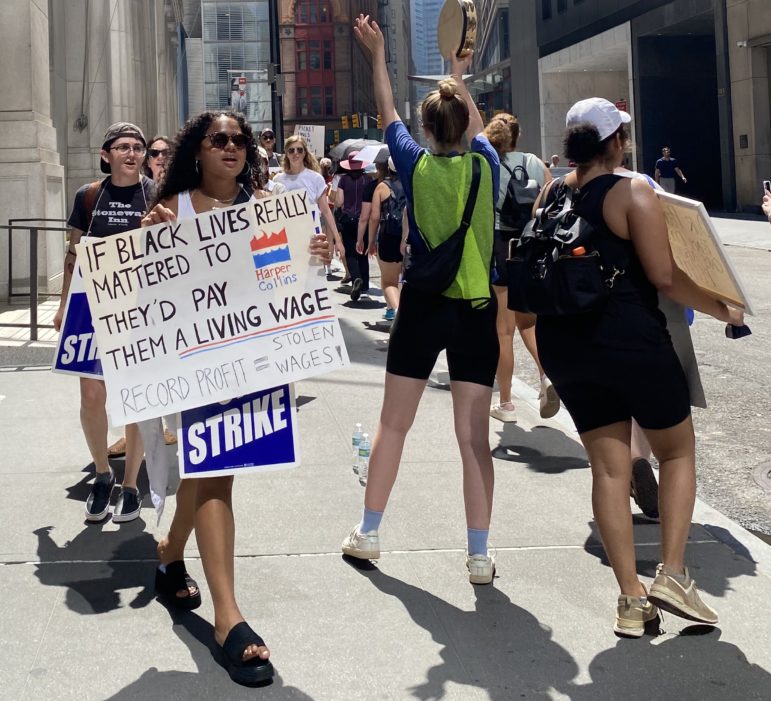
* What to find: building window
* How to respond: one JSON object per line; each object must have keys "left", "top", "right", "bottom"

{"left": 542, "top": 0, "right": 551, "bottom": 20}
{"left": 323, "top": 40, "right": 333, "bottom": 69}
{"left": 310, "top": 86, "right": 322, "bottom": 116}
{"left": 297, "top": 87, "right": 309, "bottom": 116}
{"left": 309, "top": 40, "right": 321, "bottom": 69}
{"left": 325, "top": 86, "right": 334, "bottom": 115}
{"left": 295, "top": 0, "right": 331, "bottom": 25}
{"left": 557, "top": 0, "right": 567, "bottom": 12}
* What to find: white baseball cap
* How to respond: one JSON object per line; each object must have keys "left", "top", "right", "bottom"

{"left": 565, "top": 97, "right": 631, "bottom": 141}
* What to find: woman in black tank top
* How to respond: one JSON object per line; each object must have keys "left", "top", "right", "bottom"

{"left": 536, "top": 98, "right": 744, "bottom": 637}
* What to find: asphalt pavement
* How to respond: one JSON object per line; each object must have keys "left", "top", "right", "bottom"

{"left": 1, "top": 219, "right": 770, "bottom": 700}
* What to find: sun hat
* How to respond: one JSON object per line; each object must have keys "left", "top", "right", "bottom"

{"left": 340, "top": 150, "right": 369, "bottom": 171}
{"left": 565, "top": 97, "right": 631, "bottom": 141}
{"left": 101, "top": 122, "right": 146, "bottom": 173}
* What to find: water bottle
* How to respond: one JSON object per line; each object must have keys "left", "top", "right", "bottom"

{"left": 352, "top": 423, "right": 363, "bottom": 474}
{"left": 358, "top": 433, "right": 371, "bottom": 487}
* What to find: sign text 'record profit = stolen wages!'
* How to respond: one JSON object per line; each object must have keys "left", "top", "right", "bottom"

{"left": 76, "top": 189, "right": 350, "bottom": 424}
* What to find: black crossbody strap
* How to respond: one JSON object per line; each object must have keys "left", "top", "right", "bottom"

{"left": 459, "top": 156, "right": 482, "bottom": 232}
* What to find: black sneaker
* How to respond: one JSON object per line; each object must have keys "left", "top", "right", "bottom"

{"left": 350, "top": 278, "right": 363, "bottom": 301}
{"left": 631, "top": 458, "right": 659, "bottom": 520}
{"left": 113, "top": 487, "right": 142, "bottom": 523}
{"left": 85, "top": 469, "right": 115, "bottom": 522}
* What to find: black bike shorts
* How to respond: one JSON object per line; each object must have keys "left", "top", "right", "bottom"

{"left": 386, "top": 284, "right": 499, "bottom": 387}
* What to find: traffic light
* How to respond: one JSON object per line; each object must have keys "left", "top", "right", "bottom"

{"left": 376, "top": 114, "right": 382, "bottom": 130}
{"left": 341, "top": 115, "right": 349, "bottom": 129}
{"left": 352, "top": 113, "right": 360, "bottom": 129}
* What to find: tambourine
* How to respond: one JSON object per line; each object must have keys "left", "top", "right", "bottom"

{"left": 437, "top": 0, "right": 477, "bottom": 60}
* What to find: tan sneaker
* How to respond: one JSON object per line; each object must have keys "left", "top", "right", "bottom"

{"left": 538, "top": 376, "right": 561, "bottom": 419}
{"left": 614, "top": 594, "right": 659, "bottom": 637}
{"left": 648, "top": 564, "right": 718, "bottom": 624}
{"left": 341, "top": 527, "right": 380, "bottom": 560}
{"left": 466, "top": 553, "right": 496, "bottom": 584}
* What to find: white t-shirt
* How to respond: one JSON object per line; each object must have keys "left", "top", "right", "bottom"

{"left": 273, "top": 168, "right": 327, "bottom": 203}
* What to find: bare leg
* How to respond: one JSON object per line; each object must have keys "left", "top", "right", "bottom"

{"left": 492, "top": 285, "right": 516, "bottom": 405}
{"left": 450, "top": 380, "right": 495, "bottom": 529}
{"left": 378, "top": 259, "right": 402, "bottom": 310}
{"left": 514, "top": 311, "right": 545, "bottom": 377}
{"left": 363, "top": 372, "right": 427, "bottom": 512}
{"left": 158, "top": 478, "right": 198, "bottom": 598}
{"left": 122, "top": 423, "right": 144, "bottom": 490}
{"left": 643, "top": 416, "right": 696, "bottom": 571}
{"left": 630, "top": 420, "right": 652, "bottom": 462}
{"left": 196, "top": 475, "right": 268, "bottom": 662}
{"left": 79, "top": 378, "right": 109, "bottom": 473}
{"left": 581, "top": 421, "right": 646, "bottom": 597}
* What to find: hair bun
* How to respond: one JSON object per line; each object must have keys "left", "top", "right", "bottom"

{"left": 437, "top": 79, "right": 458, "bottom": 100}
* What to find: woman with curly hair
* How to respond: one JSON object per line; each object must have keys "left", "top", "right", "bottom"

{"left": 274, "top": 134, "right": 343, "bottom": 259}
{"left": 143, "top": 111, "right": 329, "bottom": 686}
{"left": 483, "top": 114, "right": 558, "bottom": 423}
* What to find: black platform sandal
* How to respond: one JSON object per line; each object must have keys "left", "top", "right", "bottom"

{"left": 154, "top": 560, "right": 202, "bottom": 610}
{"left": 217, "top": 622, "right": 274, "bottom": 686}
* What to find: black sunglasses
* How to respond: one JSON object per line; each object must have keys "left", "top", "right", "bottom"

{"left": 286, "top": 146, "right": 305, "bottom": 154}
{"left": 205, "top": 132, "right": 248, "bottom": 150}
{"left": 261, "top": 134, "right": 275, "bottom": 140}
{"left": 148, "top": 148, "right": 169, "bottom": 158}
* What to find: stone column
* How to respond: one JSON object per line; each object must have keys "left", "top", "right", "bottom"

{"left": 0, "top": 0, "right": 66, "bottom": 298}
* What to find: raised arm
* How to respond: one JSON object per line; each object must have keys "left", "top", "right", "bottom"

{"left": 354, "top": 15, "right": 399, "bottom": 130}
{"left": 449, "top": 52, "right": 483, "bottom": 141}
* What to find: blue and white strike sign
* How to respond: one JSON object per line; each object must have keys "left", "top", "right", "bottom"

{"left": 52, "top": 263, "right": 103, "bottom": 377}
{"left": 178, "top": 384, "right": 298, "bottom": 478}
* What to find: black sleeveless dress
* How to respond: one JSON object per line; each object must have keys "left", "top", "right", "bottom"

{"left": 535, "top": 174, "right": 691, "bottom": 434}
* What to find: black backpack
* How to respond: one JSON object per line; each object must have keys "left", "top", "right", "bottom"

{"left": 506, "top": 178, "right": 624, "bottom": 316}
{"left": 497, "top": 155, "right": 541, "bottom": 234}
{"left": 378, "top": 178, "right": 407, "bottom": 238}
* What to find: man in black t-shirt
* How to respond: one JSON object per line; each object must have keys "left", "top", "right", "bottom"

{"left": 654, "top": 146, "right": 687, "bottom": 194}
{"left": 54, "top": 122, "right": 155, "bottom": 524}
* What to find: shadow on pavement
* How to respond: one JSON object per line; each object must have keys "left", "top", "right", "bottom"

{"left": 104, "top": 610, "right": 313, "bottom": 700}
{"left": 582, "top": 519, "right": 757, "bottom": 596}
{"left": 348, "top": 560, "right": 579, "bottom": 700}
{"left": 568, "top": 628, "right": 771, "bottom": 701}
{"left": 492, "top": 423, "right": 589, "bottom": 474}
{"left": 33, "top": 522, "right": 157, "bottom": 614}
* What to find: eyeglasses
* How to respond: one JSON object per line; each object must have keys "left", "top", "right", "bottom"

{"left": 148, "top": 148, "right": 169, "bottom": 158}
{"left": 205, "top": 132, "right": 248, "bottom": 150}
{"left": 286, "top": 147, "right": 305, "bottom": 154}
{"left": 110, "top": 144, "right": 146, "bottom": 155}
{"left": 261, "top": 134, "right": 275, "bottom": 141}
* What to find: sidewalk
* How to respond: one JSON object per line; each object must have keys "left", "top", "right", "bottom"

{"left": 1, "top": 275, "right": 771, "bottom": 700}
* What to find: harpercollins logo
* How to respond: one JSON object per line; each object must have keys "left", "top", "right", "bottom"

{"left": 250, "top": 229, "right": 291, "bottom": 269}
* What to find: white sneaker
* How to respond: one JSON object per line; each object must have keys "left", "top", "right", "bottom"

{"left": 466, "top": 553, "right": 496, "bottom": 584}
{"left": 490, "top": 402, "right": 517, "bottom": 423}
{"left": 538, "top": 376, "right": 560, "bottom": 419}
{"left": 341, "top": 527, "right": 380, "bottom": 560}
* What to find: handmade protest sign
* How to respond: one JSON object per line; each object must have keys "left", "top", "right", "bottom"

{"left": 177, "top": 384, "right": 298, "bottom": 479}
{"left": 52, "top": 261, "right": 104, "bottom": 378}
{"left": 293, "top": 124, "right": 325, "bottom": 158}
{"left": 657, "top": 191, "right": 754, "bottom": 314}
{"left": 76, "top": 189, "right": 349, "bottom": 424}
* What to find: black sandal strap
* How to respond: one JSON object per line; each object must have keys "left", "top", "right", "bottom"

{"left": 164, "top": 560, "right": 198, "bottom": 592}
{"left": 222, "top": 622, "right": 268, "bottom": 666}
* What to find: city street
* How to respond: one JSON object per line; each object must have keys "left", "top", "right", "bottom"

{"left": 0, "top": 216, "right": 770, "bottom": 700}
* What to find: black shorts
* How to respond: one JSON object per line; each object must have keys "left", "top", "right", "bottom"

{"left": 386, "top": 284, "right": 499, "bottom": 386}
{"left": 377, "top": 231, "right": 403, "bottom": 263}
{"left": 492, "top": 229, "right": 519, "bottom": 287}
{"left": 538, "top": 339, "right": 691, "bottom": 434}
